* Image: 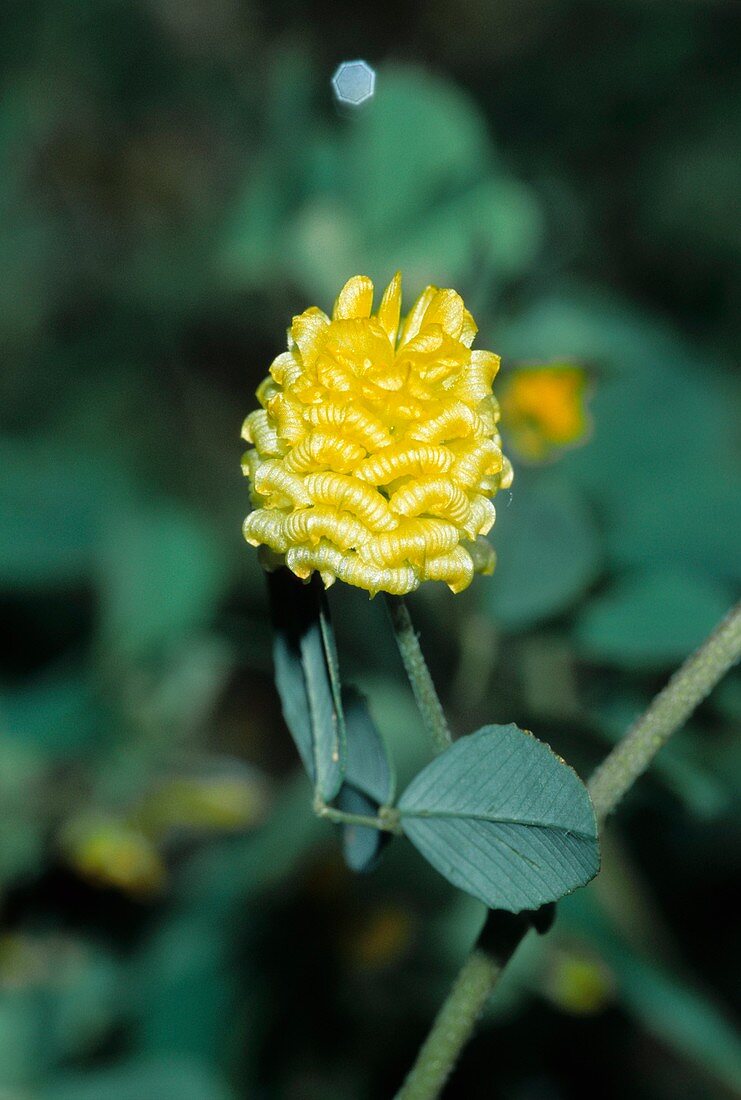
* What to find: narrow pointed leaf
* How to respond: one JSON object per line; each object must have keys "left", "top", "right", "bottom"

{"left": 398, "top": 724, "right": 599, "bottom": 913}
{"left": 342, "top": 687, "right": 395, "bottom": 805}
{"left": 337, "top": 687, "right": 394, "bottom": 872}
{"left": 271, "top": 633, "right": 314, "bottom": 782}
{"left": 318, "top": 586, "right": 347, "bottom": 750}
{"left": 268, "top": 570, "right": 345, "bottom": 800}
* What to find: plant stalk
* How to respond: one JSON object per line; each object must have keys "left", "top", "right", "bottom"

{"left": 588, "top": 599, "right": 741, "bottom": 822}
{"left": 385, "top": 595, "right": 453, "bottom": 756}
{"left": 396, "top": 950, "right": 502, "bottom": 1100}
{"left": 315, "top": 801, "right": 401, "bottom": 833}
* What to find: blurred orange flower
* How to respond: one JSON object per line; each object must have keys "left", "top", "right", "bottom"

{"left": 500, "top": 363, "right": 591, "bottom": 462}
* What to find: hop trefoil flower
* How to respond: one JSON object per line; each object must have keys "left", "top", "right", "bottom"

{"left": 499, "top": 362, "right": 592, "bottom": 463}
{"left": 241, "top": 274, "right": 512, "bottom": 596}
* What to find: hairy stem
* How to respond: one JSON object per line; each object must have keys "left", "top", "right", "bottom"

{"left": 588, "top": 599, "right": 741, "bottom": 822}
{"left": 396, "top": 950, "right": 502, "bottom": 1100}
{"left": 395, "top": 600, "right": 741, "bottom": 1100}
{"left": 385, "top": 595, "right": 453, "bottom": 756}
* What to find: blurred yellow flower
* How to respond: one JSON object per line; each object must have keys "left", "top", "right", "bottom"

{"left": 62, "top": 816, "right": 166, "bottom": 897}
{"left": 541, "top": 946, "right": 614, "bottom": 1016}
{"left": 241, "top": 273, "right": 511, "bottom": 595}
{"left": 499, "top": 363, "right": 591, "bottom": 462}
{"left": 139, "top": 774, "right": 270, "bottom": 837}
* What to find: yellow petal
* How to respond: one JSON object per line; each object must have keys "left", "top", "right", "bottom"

{"left": 421, "top": 288, "right": 465, "bottom": 339}
{"left": 406, "top": 401, "right": 476, "bottom": 444}
{"left": 422, "top": 546, "right": 474, "bottom": 593}
{"left": 460, "top": 309, "right": 478, "bottom": 348}
{"left": 290, "top": 307, "right": 330, "bottom": 367}
{"left": 269, "top": 350, "right": 303, "bottom": 388}
{"left": 389, "top": 476, "right": 470, "bottom": 526}
{"left": 243, "top": 510, "right": 289, "bottom": 552}
{"left": 333, "top": 275, "right": 374, "bottom": 320}
{"left": 398, "top": 285, "right": 436, "bottom": 346}
{"left": 322, "top": 318, "right": 393, "bottom": 376}
{"left": 377, "top": 271, "right": 402, "bottom": 345}
{"left": 354, "top": 442, "right": 454, "bottom": 486}
{"left": 455, "top": 349, "right": 501, "bottom": 402}
{"left": 471, "top": 349, "right": 501, "bottom": 382}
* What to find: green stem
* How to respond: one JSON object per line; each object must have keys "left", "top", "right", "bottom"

{"left": 396, "top": 950, "right": 502, "bottom": 1100}
{"left": 588, "top": 599, "right": 741, "bottom": 822}
{"left": 395, "top": 600, "right": 741, "bottom": 1100}
{"left": 385, "top": 595, "right": 453, "bottom": 755}
{"left": 314, "top": 800, "right": 401, "bottom": 834}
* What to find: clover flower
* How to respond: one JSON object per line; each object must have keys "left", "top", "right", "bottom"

{"left": 499, "top": 363, "right": 591, "bottom": 463}
{"left": 241, "top": 274, "right": 512, "bottom": 596}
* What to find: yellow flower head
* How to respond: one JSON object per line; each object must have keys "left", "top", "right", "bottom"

{"left": 499, "top": 363, "right": 591, "bottom": 463}
{"left": 241, "top": 274, "right": 512, "bottom": 596}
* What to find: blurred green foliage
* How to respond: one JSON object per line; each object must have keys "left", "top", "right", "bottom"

{"left": 1, "top": 0, "right": 739, "bottom": 1096}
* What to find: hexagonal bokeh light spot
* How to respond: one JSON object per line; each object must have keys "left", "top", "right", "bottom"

{"left": 331, "top": 60, "right": 376, "bottom": 107}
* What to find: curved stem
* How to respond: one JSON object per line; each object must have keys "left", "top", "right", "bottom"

{"left": 394, "top": 600, "right": 741, "bottom": 1100}
{"left": 588, "top": 599, "right": 741, "bottom": 822}
{"left": 385, "top": 595, "right": 452, "bottom": 756}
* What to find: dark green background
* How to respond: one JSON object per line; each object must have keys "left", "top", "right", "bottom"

{"left": 1, "top": 0, "right": 739, "bottom": 1096}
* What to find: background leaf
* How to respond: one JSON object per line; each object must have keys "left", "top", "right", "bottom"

{"left": 574, "top": 566, "right": 733, "bottom": 671}
{"left": 41, "top": 1057, "right": 235, "bottom": 1100}
{"left": 98, "top": 506, "right": 230, "bottom": 660}
{"left": 0, "top": 438, "right": 124, "bottom": 589}
{"left": 482, "top": 474, "right": 602, "bottom": 631}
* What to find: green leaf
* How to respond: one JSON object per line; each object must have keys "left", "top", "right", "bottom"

{"left": 268, "top": 570, "right": 345, "bottom": 801}
{"left": 271, "top": 625, "right": 313, "bottom": 780}
{"left": 614, "top": 946, "right": 741, "bottom": 1092}
{"left": 319, "top": 587, "right": 346, "bottom": 756}
{"left": 1, "top": 663, "right": 99, "bottom": 756}
{"left": 337, "top": 687, "right": 395, "bottom": 872}
{"left": 482, "top": 474, "right": 601, "bottom": 631}
{"left": 344, "top": 66, "right": 489, "bottom": 235}
{"left": 336, "top": 786, "right": 386, "bottom": 873}
{"left": 398, "top": 724, "right": 599, "bottom": 913}
{"left": 41, "top": 1057, "right": 234, "bottom": 1100}
{"left": 574, "top": 565, "right": 733, "bottom": 671}
{"left": 0, "top": 437, "right": 120, "bottom": 589}
{"left": 98, "top": 505, "right": 229, "bottom": 659}
{"left": 132, "top": 916, "right": 236, "bottom": 1060}
{"left": 342, "top": 687, "right": 395, "bottom": 806}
